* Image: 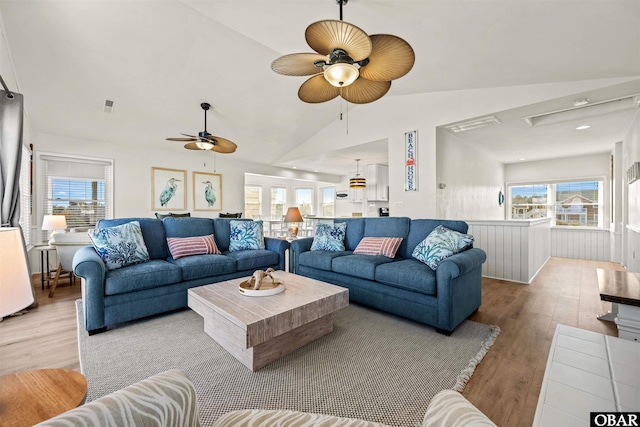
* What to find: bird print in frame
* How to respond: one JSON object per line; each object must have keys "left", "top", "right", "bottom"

{"left": 193, "top": 171, "right": 222, "bottom": 211}
{"left": 151, "top": 167, "right": 187, "bottom": 211}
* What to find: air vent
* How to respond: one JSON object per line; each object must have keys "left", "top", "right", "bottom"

{"left": 103, "top": 99, "right": 114, "bottom": 113}
{"left": 444, "top": 115, "right": 502, "bottom": 133}
{"left": 522, "top": 93, "right": 640, "bottom": 127}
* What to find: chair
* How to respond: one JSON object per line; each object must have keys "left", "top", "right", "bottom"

{"left": 49, "top": 232, "right": 92, "bottom": 298}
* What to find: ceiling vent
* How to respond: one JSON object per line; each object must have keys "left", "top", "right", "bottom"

{"left": 522, "top": 93, "right": 640, "bottom": 127}
{"left": 103, "top": 99, "right": 114, "bottom": 113}
{"left": 444, "top": 115, "right": 502, "bottom": 133}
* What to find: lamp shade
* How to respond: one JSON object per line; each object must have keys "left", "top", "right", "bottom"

{"left": 0, "top": 228, "right": 34, "bottom": 318}
{"left": 323, "top": 63, "right": 359, "bottom": 88}
{"left": 284, "top": 207, "right": 304, "bottom": 223}
{"left": 42, "top": 215, "right": 67, "bottom": 231}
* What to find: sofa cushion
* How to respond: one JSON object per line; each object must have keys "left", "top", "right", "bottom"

{"left": 90, "top": 221, "right": 150, "bottom": 271}
{"left": 353, "top": 237, "right": 403, "bottom": 258}
{"left": 229, "top": 220, "right": 265, "bottom": 251}
{"left": 163, "top": 217, "right": 214, "bottom": 237}
{"left": 311, "top": 222, "right": 347, "bottom": 251}
{"left": 104, "top": 259, "right": 182, "bottom": 295}
{"left": 332, "top": 254, "right": 396, "bottom": 281}
{"left": 169, "top": 254, "right": 236, "bottom": 281}
{"left": 167, "top": 234, "right": 221, "bottom": 259}
{"left": 375, "top": 259, "right": 437, "bottom": 296}
{"left": 299, "top": 250, "right": 352, "bottom": 271}
{"left": 98, "top": 218, "right": 167, "bottom": 260}
{"left": 335, "top": 219, "right": 365, "bottom": 251}
{"left": 412, "top": 225, "right": 474, "bottom": 270}
{"left": 226, "top": 249, "right": 279, "bottom": 271}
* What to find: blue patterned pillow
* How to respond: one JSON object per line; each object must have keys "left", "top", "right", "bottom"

{"left": 311, "top": 222, "right": 347, "bottom": 252}
{"left": 412, "top": 225, "right": 474, "bottom": 270}
{"left": 90, "top": 221, "right": 150, "bottom": 270}
{"left": 229, "top": 220, "right": 265, "bottom": 251}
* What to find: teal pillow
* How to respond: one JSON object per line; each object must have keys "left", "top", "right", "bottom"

{"left": 90, "top": 221, "right": 150, "bottom": 270}
{"left": 412, "top": 225, "right": 474, "bottom": 270}
{"left": 229, "top": 220, "right": 265, "bottom": 251}
{"left": 311, "top": 222, "right": 347, "bottom": 251}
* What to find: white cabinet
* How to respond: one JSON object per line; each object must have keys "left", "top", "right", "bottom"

{"left": 367, "top": 164, "right": 388, "bottom": 201}
{"left": 349, "top": 187, "right": 363, "bottom": 202}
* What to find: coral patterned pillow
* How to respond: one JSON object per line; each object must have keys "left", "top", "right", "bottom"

{"left": 412, "top": 225, "right": 474, "bottom": 270}
{"left": 90, "top": 221, "right": 150, "bottom": 271}
{"left": 229, "top": 220, "right": 265, "bottom": 252}
{"left": 353, "top": 237, "right": 403, "bottom": 258}
{"left": 167, "top": 234, "right": 221, "bottom": 259}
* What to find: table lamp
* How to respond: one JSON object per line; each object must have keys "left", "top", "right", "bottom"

{"left": 42, "top": 214, "right": 67, "bottom": 236}
{"left": 284, "top": 207, "right": 304, "bottom": 239}
{"left": 0, "top": 228, "right": 35, "bottom": 318}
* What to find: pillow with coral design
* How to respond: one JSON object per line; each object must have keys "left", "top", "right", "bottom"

{"left": 412, "top": 225, "right": 473, "bottom": 270}
{"left": 229, "top": 220, "right": 265, "bottom": 251}
{"left": 310, "top": 222, "right": 347, "bottom": 252}
{"left": 90, "top": 221, "right": 150, "bottom": 270}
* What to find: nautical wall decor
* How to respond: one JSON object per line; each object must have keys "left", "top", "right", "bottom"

{"left": 193, "top": 171, "right": 222, "bottom": 211}
{"left": 151, "top": 167, "right": 186, "bottom": 211}
{"left": 405, "top": 130, "right": 418, "bottom": 191}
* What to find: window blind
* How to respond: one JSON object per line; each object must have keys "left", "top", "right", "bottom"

{"left": 19, "top": 144, "right": 31, "bottom": 246}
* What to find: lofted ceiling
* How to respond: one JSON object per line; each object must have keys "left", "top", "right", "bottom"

{"left": 0, "top": 0, "right": 639, "bottom": 175}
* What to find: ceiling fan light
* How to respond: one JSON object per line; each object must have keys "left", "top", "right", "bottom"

{"left": 195, "top": 141, "right": 214, "bottom": 150}
{"left": 324, "top": 63, "right": 359, "bottom": 87}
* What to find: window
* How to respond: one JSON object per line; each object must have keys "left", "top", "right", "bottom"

{"left": 321, "top": 187, "right": 335, "bottom": 217}
{"left": 37, "top": 153, "right": 113, "bottom": 243}
{"left": 509, "top": 179, "right": 603, "bottom": 227}
{"left": 270, "top": 187, "right": 287, "bottom": 218}
{"left": 295, "top": 188, "right": 314, "bottom": 216}
{"left": 19, "top": 144, "right": 31, "bottom": 246}
{"left": 244, "top": 185, "right": 262, "bottom": 219}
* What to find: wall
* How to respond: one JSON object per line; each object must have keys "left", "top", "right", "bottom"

{"left": 623, "top": 110, "right": 640, "bottom": 272}
{"left": 436, "top": 128, "right": 505, "bottom": 220}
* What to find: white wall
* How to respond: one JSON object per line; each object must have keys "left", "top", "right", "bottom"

{"left": 623, "top": 110, "right": 640, "bottom": 272}
{"left": 436, "top": 128, "right": 505, "bottom": 220}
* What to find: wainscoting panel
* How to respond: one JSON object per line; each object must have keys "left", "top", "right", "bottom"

{"left": 550, "top": 228, "right": 611, "bottom": 261}
{"left": 467, "top": 219, "right": 551, "bottom": 284}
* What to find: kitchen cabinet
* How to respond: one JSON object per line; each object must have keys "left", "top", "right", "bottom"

{"left": 367, "top": 164, "right": 388, "bottom": 201}
{"left": 349, "top": 187, "right": 363, "bottom": 202}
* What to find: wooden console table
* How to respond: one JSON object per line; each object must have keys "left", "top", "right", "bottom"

{"left": 0, "top": 368, "right": 87, "bottom": 427}
{"left": 597, "top": 268, "right": 640, "bottom": 341}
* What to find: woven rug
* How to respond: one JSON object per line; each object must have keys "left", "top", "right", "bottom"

{"left": 76, "top": 300, "right": 499, "bottom": 427}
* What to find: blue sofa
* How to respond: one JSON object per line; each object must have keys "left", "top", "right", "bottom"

{"left": 73, "top": 217, "right": 289, "bottom": 335}
{"left": 290, "top": 217, "right": 486, "bottom": 334}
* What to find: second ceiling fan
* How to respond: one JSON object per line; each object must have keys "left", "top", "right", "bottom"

{"left": 166, "top": 103, "right": 237, "bottom": 153}
{"left": 271, "top": 0, "right": 415, "bottom": 104}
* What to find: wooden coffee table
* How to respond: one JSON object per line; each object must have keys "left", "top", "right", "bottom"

{"left": 0, "top": 368, "right": 87, "bottom": 427}
{"left": 188, "top": 271, "right": 349, "bottom": 371}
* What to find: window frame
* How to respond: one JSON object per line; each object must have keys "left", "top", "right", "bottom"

{"left": 295, "top": 187, "right": 314, "bottom": 217}
{"left": 244, "top": 185, "right": 263, "bottom": 219}
{"left": 507, "top": 177, "right": 605, "bottom": 229}
{"left": 320, "top": 186, "right": 335, "bottom": 217}
{"left": 270, "top": 186, "right": 287, "bottom": 219}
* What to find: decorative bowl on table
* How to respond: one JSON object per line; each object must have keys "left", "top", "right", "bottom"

{"left": 239, "top": 268, "right": 285, "bottom": 296}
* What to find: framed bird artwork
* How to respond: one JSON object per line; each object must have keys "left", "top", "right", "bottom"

{"left": 151, "top": 167, "right": 187, "bottom": 211}
{"left": 193, "top": 171, "right": 222, "bottom": 212}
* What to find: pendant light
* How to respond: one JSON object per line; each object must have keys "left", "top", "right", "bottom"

{"left": 349, "top": 159, "right": 366, "bottom": 188}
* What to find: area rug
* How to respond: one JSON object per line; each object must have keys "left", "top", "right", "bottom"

{"left": 77, "top": 301, "right": 499, "bottom": 427}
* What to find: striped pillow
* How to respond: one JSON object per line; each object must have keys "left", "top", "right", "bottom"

{"left": 167, "top": 234, "right": 221, "bottom": 259}
{"left": 353, "top": 237, "right": 403, "bottom": 258}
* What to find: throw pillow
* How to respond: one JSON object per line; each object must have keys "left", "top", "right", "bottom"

{"left": 310, "top": 222, "right": 347, "bottom": 252}
{"left": 353, "top": 237, "right": 403, "bottom": 258}
{"left": 229, "top": 220, "right": 265, "bottom": 251}
{"left": 166, "top": 234, "right": 221, "bottom": 259}
{"left": 412, "top": 225, "right": 474, "bottom": 270}
{"left": 90, "top": 221, "right": 150, "bottom": 270}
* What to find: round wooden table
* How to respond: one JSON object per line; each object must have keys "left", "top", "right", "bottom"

{"left": 0, "top": 368, "right": 87, "bottom": 427}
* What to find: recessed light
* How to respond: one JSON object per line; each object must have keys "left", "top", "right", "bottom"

{"left": 576, "top": 125, "right": 591, "bottom": 130}
{"left": 292, "top": 166, "right": 297, "bottom": 169}
{"left": 519, "top": 158, "right": 526, "bottom": 161}
{"left": 573, "top": 98, "right": 589, "bottom": 107}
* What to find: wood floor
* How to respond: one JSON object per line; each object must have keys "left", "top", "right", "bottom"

{"left": 0, "top": 257, "right": 623, "bottom": 426}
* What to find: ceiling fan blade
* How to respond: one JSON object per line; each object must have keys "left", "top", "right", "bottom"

{"left": 305, "top": 20, "right": 372, "bottom": 61}
{"left": 166, "top": 137, "right": 196, "bottom": 141}
{"left": 298, "top": 74, "right": 340, "bottom": 103}
{"left": 272, "top": 53, "right": 328, "bottom": 76}
{"left": 341, "top": 77, "right": 391, "bottom": 104}
{"left": 183, "top": 142, "right": 206, "bottom": 150}
{"left": 205, "top": 135, "right": 238, "bottom": 154}
{"left": 181, "top": 133, "right": 199, "bottom": 138}
{"left": 359, "top": 34, "right": 415, "bottom": 82}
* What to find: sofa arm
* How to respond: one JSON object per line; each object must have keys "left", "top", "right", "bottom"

{"left": 264, "top": 237, "right": 290, "bottom": 271}
{"left": 73, "top": 246, "right": 107, "bottom": 333}
{"left": 35, "top": 370, "right": 201, "bottom": 427}
{"left": 290, "top": 237, "right": 314, "bottom": 273}
{"left": 436, "top": 248, "right": 487, "bottom": 280}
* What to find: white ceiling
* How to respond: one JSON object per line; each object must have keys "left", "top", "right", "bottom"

{"left": 1, "top": 0, "right": 639, "bottom": 175}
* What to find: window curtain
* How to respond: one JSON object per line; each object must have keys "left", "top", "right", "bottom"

{"left": 0, "top": 88, "right": 37, "bottom": 308}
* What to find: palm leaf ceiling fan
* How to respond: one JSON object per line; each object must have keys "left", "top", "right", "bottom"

{"left": 166, "top": 103, "right": 237, "bottom": 153}
{"left": 271, "top": 0, "right": 415, "bottom": 104}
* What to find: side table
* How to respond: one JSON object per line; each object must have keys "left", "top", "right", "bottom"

{"left": 0, "top": 368, "right": 87, "bottom": 427}
{"left": 34, "top": 245, "right": 56, "bottom": 291}
{"left": 597, "top": 268, "right": 640, "bottom": 341}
